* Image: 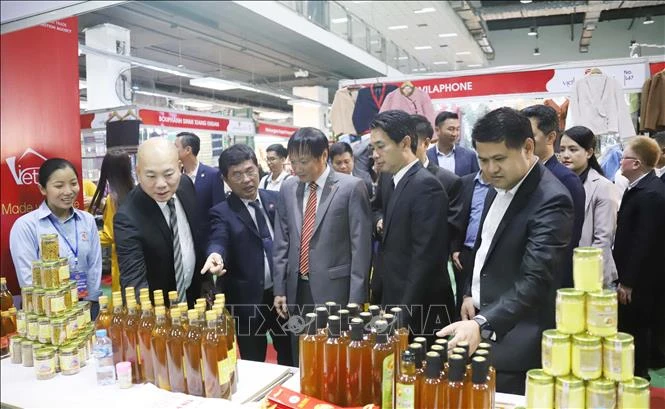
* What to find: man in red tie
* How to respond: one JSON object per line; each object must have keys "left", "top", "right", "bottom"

{"left": 273, "top": 127, "right": 372, "bottom": 365}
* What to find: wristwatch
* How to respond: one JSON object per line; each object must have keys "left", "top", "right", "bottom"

{"left": 473, "top": 315, "right": 496, "bottom": 341}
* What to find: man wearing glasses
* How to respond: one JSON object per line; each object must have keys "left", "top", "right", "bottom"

{"left": 259, "top": 144, "right": 291, "bottom": 192}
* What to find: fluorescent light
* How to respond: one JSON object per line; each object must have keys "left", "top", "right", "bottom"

{"left": 134, "top": 90, "right": 172, "bottom": 98}
{"left": 433, "top": 61, "right": 448, "bottom": 65}
{"left": 438, "top": 33, "right": 458, "bottom": 38}
{"left": 414, "top": 7, "right": 436, "bottom": 14}
{"left": 396, "top": 56, "right": 409, "bottom": 60}
{"left": 79, "top": 80, "right": 87, "bottom": 90}
{"left": 643, "top": 16, "right": 654, "bottom": 25}
{"left": 287, "top": 99, "right": 327, "bottom": 108}
{"left": 533, "top": 48, "right": 541, "bottom": 56}
{"left": 370, "top": 40, "right": 380, "bottom": 45}
{"left": 174, "top": 98, "right": 214, "bottom": 109}
{"left": 414, "top": 45, "right": 433, "bottom": 50}
{"left": 467, "top": 64, "right": 483, "bottom": 68}
{"left": 190, "top": 77, "right": 244, "bottom": 91}
{"left": 388, "top": 25, "right": 408, "bottom": 30}
{"left": 80, "top": 100, "right": 87, "bottom": 110}
{"left": 520, "top": 0, "right": 533, "bottom": 3}
{"left": 257, "top": 111, "right": 292, "bottom": 120}
{"left": 332, "top": 17, "right": 348, "bottom": 24}
{"left": 455, "top": 51, "right": 472, "bottom": 55}
{"left": 528, "top": 27, "right": 538, "bottom": 36}
{"left": 132, "top": 62, "right": 199, "bottom": 78}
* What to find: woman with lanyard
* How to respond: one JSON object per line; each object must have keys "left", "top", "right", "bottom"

{"left": 10, "top": 158, "right": 102, "bottom": 319}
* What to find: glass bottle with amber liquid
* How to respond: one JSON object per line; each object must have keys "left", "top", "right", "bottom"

{"left": 0, "top": 310, "right": 16, "bottom": 355}
{"left": 390, "top": 307, "right": 409, "bottom": 374}
{"left": 395, "top": 350, "right": 417, "bottom": 409}
{"left": 214, "top": 296, "right": 237, "bottom": 392}
{"left": 315, "top": 306, "right": 329, "bottom": 337}
{"left": 452, "top": 346, "right": 471, "bottom": 401}
{"left": 123, "top": 299, "right": 141, "bottom": 383}
{"left": 178, "top": 303, "right": 189, "bottom": 331}
{"left": 408, "top": 343, "right": 425, "bottom": 408}
{"left": 325, "top": 301, "right": 340, "bottom": 316}
{"left": 95, "top": 295, "right": 112, "bottom": 332}
{"left": 339, "top": 309, "right": 351, "bottom": 340}
{"left": 109, "top": 294, "right": 125, "bottom": 364}
{"left": 300, "top": 313, "right": 320, "bottom": 398}
{"left": 212, "top": 305, "right": 234, "bottom": 396}
{"left": 168, "top": 291, "right": 178, "bottom": 309}
{"left": 446, "top": 354, "right": 466, "bottom": 409}
{"left": 346, "top": 303, "right": 360, "bottom": 319}
{"left": 0, "top": 277, "right": 14, "bottom": 311}
{"left": 166, "top": 307, "right": 187, "bottom": 394}
{"left": 201, "top": 310, "right": 229, "bottom": 399}
{"left": 359, "top": 312, "right": 373, "bottom": 344}
{"left": 372, "top": 319, "right": 394, "bottom": 409}
{"left": 469, "top": 356, "right": 491, "bottom": 409}
{"left": 430, "top": 344, "right": 448, "bottom": 401}
{"left": 184, "top": 310, "right": 204, "bottom": 397}
{"left": 138, "top": 302, "right": 156, "bottom": 384}
{"left": 322, "top": 315, "right": 344, "bottom": 405}
{"left": 346, "top": 318, "right": 372, "bottom": 407}
{"left": 421, "top": 351, "right": 444, "bottom": 409}
{"left": 151, "top": 306, "right": 171, "bottom": 391}
{"left": 476, "top": 344, "right": 496, "bottom": 409}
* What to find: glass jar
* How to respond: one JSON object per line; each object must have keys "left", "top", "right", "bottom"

{"left": 22, "top": 340, "right": 34, "bottom": 367}
{"left": 76, "top": 337, "right": 88, "bottom": 366}
{"left": 572, "top": 333, "right": 602, "bottom": 380}
{"left": 555, "top": 288, "right": 585, "bottom": 334}
{"left": 53, "top": 346, "right": 60, "bottom": 373}
{"left": 57, "top": 257, "right": 70, "bottom": 286}
{"left": 78, "top": 301, "right": 91, "bottom": 324}
{"left": 69, "top": 281, "right": 78, "bottom": 304}
{"left": 618, "top": 377, "right": 650, "bottom": 408}
{"left": 16, "top": 310, "right": 27, "bottom": 337}
{"left": 44, "top": 289, "right": 66, "bottom": 318}
{"left": 10, "top": 335, "right": 23, "bottom": 364}
{"left": 38, "top": 317, "right": 51, "bottom": 344}
{"left": 587, "top": 290, "right": 618, "bottom": 337}
{"left": 66, "top": 313, "right": 78, "bottom": 339}
{"left": 75, "top": 306, "right": 85, "bottom": 329}
{"left": 40, "top": 234, "right": 60, "bottom": 261}
{"left": 59, "top": 343, "right": 80, "bottom": 375}
{"left": 587, "top": 378, "right": 617, "bottom": 409}
{"left": 526, "top": 369, "right": 554, "bottom": 409}
{"left": 40, "top": 261, "right": 59, "bottom": 290}
{"left": 33, "top": 288, "right": 45, "bottom": 316}
{"left": 26, "top": 314, "right": 38, "bottom": 341}
{"left": 554, "top": 375, "right": 585, "bottom": 409}
{"left": 573, "top": 247, "right": 603, "bottom": 292}
{"left": 542, "top": 330, "right": 571, "bottom": 376}
{"left": 21, "top": 286, "right": 34, "bottom": 314}
{"left": 31, "top": 261, "right": 43, "bottom": 288}
{"left": 50, "top": 316, "right": 67, "bottom": 346}
{"left": 603, "top": 333, "right": 635, "bottom": 382}
{"left": 34, "top": 347, "right": 56, "bottom": 380}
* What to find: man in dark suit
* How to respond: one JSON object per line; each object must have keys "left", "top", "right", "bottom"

{"left": 614, "top": 136, "right": 665, "bottom": 378}
{"left": 523, "top": 105, "right": 585, "bottom": 287}
{"left": 115, "top": 138, "right": 213, "bottom": 307}
{"left": 201, "top": 144, "right": 292, "bottom": 366}
{"left": 438, "top": 108, "right": 574, "bottom": 395}
{"left": 426, "top": 111, "right": 479, "bottom": 177}
{"left": 370, "top": 110, "right": 455, "bottom": 341}
{"left": 653, "top": 131, "right": 665, "bottom": 182}
{"left": 329, "top": 141, "right": 374, "bottom": 199}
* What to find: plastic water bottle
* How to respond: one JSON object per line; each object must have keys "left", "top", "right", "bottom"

{"left": 94, "top": 329, "right": 116, "bottom": 385}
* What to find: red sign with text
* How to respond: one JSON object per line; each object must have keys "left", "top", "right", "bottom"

{"left": 139, "top": 109, "right": 230, "bottom": 131}
{"left": 257, "top": 123, "right": 297, "bottom": 138}
{"left": 1, "top": 17, "right": 82, "bottom": 293}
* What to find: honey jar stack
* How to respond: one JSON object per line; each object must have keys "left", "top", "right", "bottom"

{"left": 526, "top": 247, "right": 650, "bottom": 409}
{"left": 8, "top": 233, "right": 96, "bottom": 380}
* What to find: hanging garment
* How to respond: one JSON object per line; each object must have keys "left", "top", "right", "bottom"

{"left": 544, "top": 98, "right": 569, "bottom": 131}
{"left": 330, "top": 87, "right": 358, "bottom": 137}
{"left": 379, "top": 85, "right": 436, "bottom": 129}
{"left": 639, "top": 71, "right": 665, "bottom": 132}
{"left": 352, "top": 84, "right": 398, "bottom": 135}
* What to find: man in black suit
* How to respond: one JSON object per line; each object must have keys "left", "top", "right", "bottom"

{"left": 522, "top": 105, "right": 585, "bottom": 288}
{"left": 426, "top": 111, "right": 479, "bottom": 177}
{"left": 115, "top": 138, "right": 213, "bottom": 306}
{"left": 201, "top": 144, "right": 292, "bottom": 366}
{"left": 653, "top": 131, "right": 665, "bottom": 182}
{"left": 370, "top": 110, "right": 455, "bottom": 340}
{"left": 438, "top": 107, "right": 574, "bottom": 395}
{"left": 614, "top": 136, "right": 665, "bottom": 378}
{"left": 329, "top": 141, "right": 374, "bottom": 199}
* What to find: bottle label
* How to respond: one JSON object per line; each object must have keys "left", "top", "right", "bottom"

{"left": 51, "top": 295, "right": 65, "bottom": 313}
{"left": 59, "top": 265, "right": 70, "bottom": 283}
{"left": 61, "top": 354, "right": 80, "bottom": 371}
{"left": 382, "top": 354, "right": 395, "bottom": 409}
{"left": 17, "top": 317, "right": 26, "bottom": 335}
{"left": 36, "top": 357, "right": 55, "bottom": 376}
{"left": 217, "top": 358, "right": 230, "bottom": 385}
{"left": 395, "top": 383, "right": 415, "bottom": 409}
{"left": 229, "top": 344, "right": 236, "bottom": 366}
{"left": 39, "top": 324, "right": 51, "bottom": 341}
{"left": 28, "top": 322, "right": 38, "bottom": 338}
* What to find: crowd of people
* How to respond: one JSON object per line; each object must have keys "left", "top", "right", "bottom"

{"left": 9, "top": 105, "right": 665, "bottom": 395}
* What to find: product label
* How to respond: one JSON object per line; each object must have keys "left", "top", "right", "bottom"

{"left": 183, "top": 359, "right": 188, "bottom": 380}
{"left": 59, "top": 265, "right": 70, "bottom": 283}
{"left": 395, "top": 383, "right": 415, "bottom": 409}
{"left": 588, "top": 305, "right": 616, "bottom": 328}
{"left": 588, "top": 391, "right": 616, "bottom": 409}
{"left": 51, "top": 296, "right": 65, "bottom": 313}
{"left": 217, "top": 358, "right": 231, "bottom": 385}
{"left": 76, "top": 313, "right": 85, "bottom": 329}
{"left": 542, "top": 340, "right": 552, "bottom": 371}
{"left": 17, "top": 317, "right": 26, "bottom": 335}
{"left": 60, "top": 354, "right": 80, "bottom": 371}
{"left": 70, "top": 288, "right": 78, "bottom": 304}
{"left": 580, "top": 349, "right": 601, "bottom": 373}
{"left": 382, "top": 354, "right": 395, "bottom": 409}
{"left": 229, "top": 345, "right": 236, "bottom": 366}
{"left": 28, "top": 322, "right": 38, "bottom": 338}
{"left": 39, "top": 324, "right": 51, "bottom": 341}
{"left": 35, "top": 357, "right": 55, "bottom": 375}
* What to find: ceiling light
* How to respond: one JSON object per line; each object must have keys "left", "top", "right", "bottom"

{"left": 80, "top": 100, "right": 87, "bottom": 110}
{"left": 414, "top": 7, "right": 436, "bottom": 14}
{"left": 332, "top": 17, "right": 348, "bottom": 24}
{"left": 468, "top": 64, "right": 483, "bottom": 68}
{"left": 388, "top": 25, "right": 408, "bottom": 30}
{"left": 520, "top": 0, "right": 533, "bottom": 3}
{"left": 438, "top": 33, "right": 458, "bottom": 38}
{"left": 643, "top": 16, "right": 654, "bottom": 25}
{"left": 433, "top": 61, "right": 448, "bottom": 65}
{"left": 287, "top": 99, "right": 328, "bottom": 108}
{"left": 528, "top": 27, "right": 538, "bottom": 36}
{"left": 174, "top": 98, "right": 214, "bottom": 109}
{"left": 396, "top": 56, "right": 409, "bottom": 60}
{"left": 79, "top": 80, "right": 87, "bottom": 90}
{"left": 131, "top": 62, "right": 199, "bottom": 78}
{"left": 414, "top": 45, "right": 432, "bottom": 50}
{"left": 190, "top": 77, "right": 244, "bottom": 91}
{"left": 257, "top": 111, "right": 292, "bottom": 120}
{"left": 134, "top": 89, "right": 172, "bottom": 98}
{"left": 370, "top": 40, "right": 380, "bottom": 45}
{"left": 533, "top": 47, "right": 541, "bottom": 56}
{"left": 455, "top": 51, "right": 472, "bottom": 55}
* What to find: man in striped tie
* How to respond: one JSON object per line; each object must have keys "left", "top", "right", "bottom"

{"left": 273, "top": 127, "right": 372, "bottom": 365}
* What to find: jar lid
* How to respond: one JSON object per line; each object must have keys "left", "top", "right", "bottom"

{"left": 557, "top": 288, "right": 584, "bottom": 299}
{"left": 42, "top": 261, "right": 59, "bottom": 267}
{"left": 34, "top": 288, "right": 45, "bottom": 294}
{"left": 588, "top": 378, "right": 616, "bottom": 390}
{"left": 542, "top": 329, "right": 570, "bottom": 342}
{"left": 22, "top": 286, "right": 34, "bottom": 292}
{"left": 34, "top": 347, "right": 56, "bottom": 357}
{"left": 44, "top": 289, "right": 60, "bottom": 295}
{"left": 573, "top": 333, "right": 601, "bottom": 346}
{"left": 556, "top": 375, "right": 584, "bottom": 388}
{"left": 41, "top": 233, "right": 58, "bottom": 239}
{"left": 527, "top": 369, "right": 553, "bottom": 384}
{"left": 60, "top": 344, "right": 78, "bottom": 353}
{"left": 587, "top": 290, "right": 617, "bottom": 300}
{"left": 21, "top": 339, "right": 34, "bottom": 346}
{"left": 38, "top": 317, "right": 49, "bottom": 323}
{"left": 620, "top": 377, "right": 650, "bottom": 392}
{"left": 27, "top": 314, "right": 38, "bottom": 320}
{"left": 574, "top": 246, "right": 602, "bottom": 255}
{"left": 603, "top": 332, "right": 634, "bottom": 346}
{"left": 51, "top": 316, "right": 67, "bottom": 324}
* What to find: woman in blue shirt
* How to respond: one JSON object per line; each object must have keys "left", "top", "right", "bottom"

{"left": 10, "top": 158, "right": 102, "bottom": 318}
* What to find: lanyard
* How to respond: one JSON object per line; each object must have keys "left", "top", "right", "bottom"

{"left": 48, "top": 215, "right": 79, "bottom": 261}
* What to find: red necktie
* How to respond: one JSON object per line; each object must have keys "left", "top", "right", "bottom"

{"left": 299, "top": 182, "right": 318, "bottom": 277}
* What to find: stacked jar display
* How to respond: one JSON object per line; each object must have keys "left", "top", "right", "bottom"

{"left": 526, "top": 247, "right": 650, "bottom": 409}
{"left": 8, "top": 233, "right": 95, "bottom": 380}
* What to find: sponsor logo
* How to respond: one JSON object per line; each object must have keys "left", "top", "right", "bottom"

{"left": 5, "top": 148, "right": 48, "bottom": 186}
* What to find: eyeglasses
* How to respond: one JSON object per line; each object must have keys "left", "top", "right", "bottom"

{"left": 228, "top": 168, "right": 259, "bottom": 182}
{"left": 621, "top": 156, "right": 640, "bottom": 163}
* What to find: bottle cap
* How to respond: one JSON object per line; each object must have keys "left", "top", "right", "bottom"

{"left": 374, "top": 319, "right": 389, "bottom": 342}
{"left": 457, "top": 340, "right": 470, "bottom": 360}
{"left": 205, "top": 310, "right": 217, "bottom": 321}
{"left": 168, "top": 290, "right": 178, "bottom": 300}
{"left": 408, "top": 343, "right": 424, "bottom": 369}
{"left": 472, "top": 356, "right": 489, "bottom": 384}
{"left": 401, "top": 350, "right": 415, "bottom": 363}
{"left": 315, "top": 307, "right": 328, "bottom": 330}
{"left": 346, "top": 303, "right": 360, "bottom": 317}
{"left": 338, "top": 309, "right": 350, "bottom": 331}
{"left": 425, "top": 352, "right": 442, "bottom": 378}
{"left": 215, "top": 293, "right": 225, "bottom": 301}
{"left": 116, "top": 361, "right": 132, "bottom": 374}
{"left": 187, "top": 310, "right": 199, "bottom": 320}
{"left": 359, "top": 312, "right": 372, "bottom": 329}
{"left": 95, "top": 329, "right": 107, "bottom": 338}
{"left": 325, "top": 301, "right": 339, "bottom": 316}
{"left": 390, "top": 307, "right": 405, "bottom": 329}
{"left": 170, "top": 307, "right": 181, "bottom": 318}
{"left": 304, "top": 313, "right": 317, "bottom": 336}
{"left": 350, "top": 318, "right": 364, "bottom": 341}
{"left": 369, "top": 305, "right": 381, "bottom": 317}
{"left": 434, "top": 338, "right": 448, "bottom": 362}
{"left": 413, "top": 336, "right": 427, "bottom": 351}
{"left": 155, "top": 306, "right": 166, "bottom": 316}
{"left": 452, "top": 347, "right": 467, "bottom": 363}
{"left": 327, "top": 315, "right": 341, "bottom": 337}
{"left": 448, "top": 354, "right": 466, "bottom": 382}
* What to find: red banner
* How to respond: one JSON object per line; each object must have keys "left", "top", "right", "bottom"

{"left": 650, "top": 61, "right": 665, "bottom": 76}
{"left": 1, "top": 17, "right": 81, "bottom": 293}
{"left": 139, "top": 109, "right": 230, "bottom": 131}
{"left": 257, "top": 123, "right": 297, "bottom": 137}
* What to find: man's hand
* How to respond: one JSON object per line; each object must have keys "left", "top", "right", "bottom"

{"left": 201, "top": 253, "right": 226, "bottom": 276}
{"left": 617, "top": 284, "right": 633, "bottom": 305}
{"left": 274, "top": 296, "right": 288, "bottom": 319}
{"left": 452, "top": 251, "right": 463, "bottom": 271}
{"left": 460, "top": 296, "right": 475, "bottom": 320}
{"left": 376, "top": 219, "right": 384, "bottom": 235}
{"left": 436, "top": 319, "right": 481, "bottom": 354}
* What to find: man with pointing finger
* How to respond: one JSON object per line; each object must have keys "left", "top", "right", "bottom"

{"left": 202, "top": 144, "right": 292, "bottom": 365}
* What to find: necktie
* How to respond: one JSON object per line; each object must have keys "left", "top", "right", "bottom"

{"left": 299, "top": 182, "right": 318, "bottom": 277}
{"left": 248, "top": 199, "right": 273, "bottom": 277}
{"left": 167, "top": 198, "right": 187, "bottom": 303}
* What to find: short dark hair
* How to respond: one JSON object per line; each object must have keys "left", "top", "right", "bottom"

{"left": 176, "top": 132, "right": 201, "bottom": 156}
{"left": 521, "top": 105, "right": 559, "bottom": 136}
{"left": 218, "top": 144, "right": 258, "bottom": 178}
{"left": 435, "top": 111, "right": 458, "bottom": 127}
{"left": 39, "top": 158, "right": 78, "bottom": 188}
{"left": 266, "top": 144, "right": 288, "bottom": 159}
{"left": 287, "top": 127, "right": 329, "bottom": 158}
{"left": 329, "top": 142, "right": 353, "bottom": 160}
{"left": 370, "top": 110, "right": 417, "bottom": 154}
{"left": 653, "top": 131, "right": 665, "bottom": 148}
{"left": 410, "top": 114, "right": 433, "bottom": 144}
{"left": 471, "top": 107, "right": 534, "bottom": 150}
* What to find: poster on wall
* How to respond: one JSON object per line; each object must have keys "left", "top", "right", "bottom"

{"left": 1, "top": 17, "right": 81, "bottom": 293}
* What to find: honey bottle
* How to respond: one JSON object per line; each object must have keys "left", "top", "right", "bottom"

{"left": 434, "top": 338, "right": 449, "bottom": 373}
{"left": 346, "top": 318, "right": 372, "bottom": 407}
{"left": 325, "top": 301, "right": 340, "bottom": 316}
{"left": 151, "top": 306, "right": 171, "bottom": 391}
{"left": 154, "top": 290, "right": 168, "bottom": 323}
{"left": 300, "top": 313, "right": 320, "bottom": 398}
{"left": 168, "top": 291, "right": 178, "bottom": 309}
{"left": 138, "top": 302, "right": 156, "bottom": 384}
{"left": 476, "top": 343, "right": 496, "bottom": 408}
{"left": 122, "top": 299, "right": 141, "bottom": 383}
{"left": 430, "top": 345, "right": 448, "bottom": 382}
{"left": 125, "top": 286, "right": 136, "bottom": 306}
{"left": 359, "top": 312, "right": 373, "bottom": 344}
{"left": 212, "top": 305, "right": 234, "bottom": 396}
{"left": 109, "top": 294, "right": 125, "bottom": 364}
{"left": 421, "top": 351, "right": 444, "bottom": 409}
{"left": 339, "top": 309, "right": 351, "bottom": 340}
{"left": 395, "top": 350, "right": 417, "bottom": 409}
{"left": 323, "top": 315, "right": 345, "bottom": 405}
{"left": 391, "top": 307, "right": 409, "bottom": 375}
{"left": 408, "top": 343, "right": 425, "bottom": 408}
{"left": 0, "top": 277, "right": 14, "bottom": 311}
{"left": 184, "top": 310, "right": 204, "bottom": 397}
{"left": 315, "top": 306, "right": 329, "bottom": 337}
{"left": 446, "top": 354, "right": 466, "bottom": 409}
{"left": 166, "top": 307, "right": 187, "bottom": 394}
{"left": 469, "top": 356, "right": 491, "bottom": 409}
{"left": 369, "top": 305, "right": 381, "bottom": 318}
{"left": 312, "top": 308, "right": 328, "bottom": 399}
{"left": 178, "top": 302, "right": 189, "bottom": 331}
{"left": 451, "top": 346, "right": 470, "bottom": 390}
{"left": 346, "top": 303, "right": 360, "bottom": 318}
{"left": 95, "top": 295, "right": 112, "bottom": 332}
{"left": 201, "top": 310, "right": 229, "bottom": 398}
{"left": 371, "top": 319, "right": 394, "bottom": 409}
{"left": 215, "top": 296, "right": 237, "bottom": 390}
{"left": 413, "top": 337, "right": 428, "bottom": 358}
{"left": 0, "top": 310, "right": 16, "bottom": 355}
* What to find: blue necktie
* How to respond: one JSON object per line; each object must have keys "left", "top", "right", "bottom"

{"left": 249, "top": 200, "right": 273, "bottom": 277}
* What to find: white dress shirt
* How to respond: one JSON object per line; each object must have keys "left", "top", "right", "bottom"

{"left": 157, "top": 195, "right": 196, "bottom": 290}
{"left": 260, "top": 170, "right": 291, "bottom": 191}
{"left": 627, "top": 172, "right": 649, "bottom": 190}
{"left": 241, "top": 195, "right": 274, "bottom": 290}
{"left": 436, "top": 146, "right": 456, "bottom": 173}
{"left": 302, "top": 165, "right": 331, "bottom": 214}
{"left": 187, "top": 161, "right": 200, "bottom": 184}
{"left": 656, "top": 166, "right": 665, "bottom": 178}
{"left": 472, "top": 158, "right": 538, "bottom": 309}
{"left": 393, "top": 159, "right": 420, "bottom": 188}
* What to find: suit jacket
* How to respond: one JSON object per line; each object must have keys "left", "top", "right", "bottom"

{"left": 426, "top": 161, "right": 462, "bottom": 251}
{"left": 661, "top": 172, "right": 665, "bottom": 183}
{"left": 544, "top": 155, "right": 586, "bottom": 287}
{"left": 379, "top": 162, "right": 455, "bottom": 328}
{"left": 450, "top": 172, "right": 480, "bottom": 253}
{"left": 579, "top": 168, "right": 620, "bottom": 286}
{"left": 426, "top": 145, "right": 479, "bottom": 177}
{"left": 273, "top": 169, "right": 372, "bottom": 308}
{"left": 352, "top": 167, "right": 374, "bottom": 200}
{"left": 114, "top": 177, "right": 213, "bottom": 307}
{"left": 465, "top": 163, "right": 573, "bottom": 372}
{"left": 194, "top": 163, "right": 226, "bottom": 238}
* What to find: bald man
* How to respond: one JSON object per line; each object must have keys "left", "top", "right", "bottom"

{"left": 114, "top": 138, "right": 214, "bottom": 306}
